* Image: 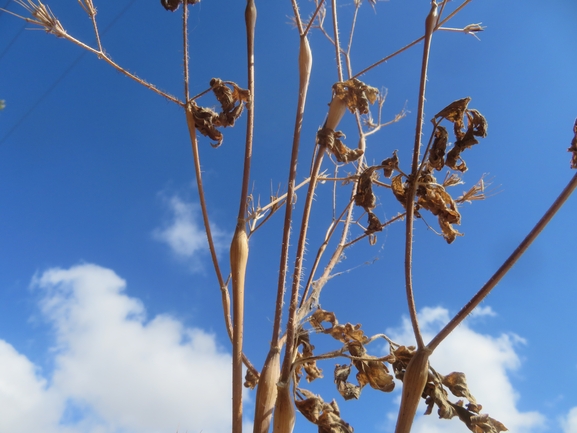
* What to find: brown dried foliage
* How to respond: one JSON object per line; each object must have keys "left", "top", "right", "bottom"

{"left": 189, "top": 78, "right": 250, "bottom": 148}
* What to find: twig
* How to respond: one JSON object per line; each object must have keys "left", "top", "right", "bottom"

{"left": 428, "top": 171, "right": 577, "bottom": 351}
{"left": 404, "top": 1, "right": 438, "bottom": 351}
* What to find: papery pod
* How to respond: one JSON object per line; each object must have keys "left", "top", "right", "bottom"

{"left": 253, "top": 349, "right": 281, "bottom": 433}
{"left": 325, "top": 97, "right": 347, "bottom": 131}
{"left": 394, "top": 347, "right": 432, "bottom": 433}
{"left": 272, "top": 383, "right": 296, "bottom": 433}
{"left": 299, "top": 36, "right": 312, "bottom": 91}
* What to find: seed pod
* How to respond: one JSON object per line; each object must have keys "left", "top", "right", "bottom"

{"left": 324, "top": 96, "right": 347, "bottom": 132}
{"left": 253, "top": 349, "right": 281, "bottom": 433}
{"left": 299, "top": 36, "right": 312, "bottom": 92}
{"left": 394, "top": 347, "right": 432, "bottom": 433}
{"left": 230, "top": 225, "right": 249, "bottom": 433}
{"left": 272, "top": 382, "right": 296, "bottom": 433}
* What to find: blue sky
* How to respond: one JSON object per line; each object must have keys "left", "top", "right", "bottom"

{"left": 1, "top": 0, "right": 577, "bottom": 432}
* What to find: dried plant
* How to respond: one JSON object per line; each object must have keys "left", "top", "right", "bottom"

{"left": 5, "top": 1, "right": 577, "bottom": 433}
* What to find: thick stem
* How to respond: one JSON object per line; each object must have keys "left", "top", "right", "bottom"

{"left": 428, "top": 171, "right": 577, "bottom": 351}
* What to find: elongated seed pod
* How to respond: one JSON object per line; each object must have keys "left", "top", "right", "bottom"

{"left": 272, "top": 382, "right": 295, "bottom": 433}
{"left": 253, "top": 349, "right": 281, "bottom": 433}
{"left": 231, "top": 225, "right": 249, "bottom": 433}
{"left": 394, "top": 347, "right": 432, "bottom": 433}
{"left": 299, "top": 36, "right": 312, "bottom": 93}
{"left": 324, "top": 96, "right": 347, "bottom": 132}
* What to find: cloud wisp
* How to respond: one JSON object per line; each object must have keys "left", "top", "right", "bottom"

{"left": 0, "top": 264, "right": 233, "bottom": 433}
{"left": 153, "top": 194, "right": 228, "bottom": 271}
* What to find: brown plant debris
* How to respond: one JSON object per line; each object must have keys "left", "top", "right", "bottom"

{"left": 160, "top": 0, "right": 200, "bottom": 12}
{"left": 568, "top": 118, "right": 577, "bottom": 169}
{"left": 309, "top": 309, "right": 395, "bottom": 398}
{"left": 429, "top": 126, "right": 448, "bottom": 170}
{"left": 333, "top": 78, "right": 379, "bottom": 115}
{"left": 354, "top": 167, "right": 378, "bottom": 211}
{"left": 334, "top": 364, "right": 361, "bottom": 401}
{"left": 244, "top": 368, "right": 259, "bottom": 389}
{"left": 391, "top": 174, "right": 407, "bottom": 206}
{"left": 381, "top": 150, "right": 399, "bottom": 178}
{"left": 295, "top": 388, "right": 354, "bottom": 433}
{"left": 188, "top": 79, "right": 249, "bottom": 147}
{"left": 317, "top": 128, "right": 364, "bottom": 163}
{"left": 416, "top": 166, "right": 463, "bottom": 243}
{"left": 296, "top": 330, "right": 324, "bottom": 382}
{"left": 433, "top": 98, "right": 488, "bottom": 172}
{"left": 365, "top": 212, "right": 382, "bottom": 236}
{"left": 393, "top": 347, "right": 507, "bottom": 432}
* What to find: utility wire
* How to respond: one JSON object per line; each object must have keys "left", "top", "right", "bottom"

{"left": 0, "top": 0, "right": 138, "bottom": 146}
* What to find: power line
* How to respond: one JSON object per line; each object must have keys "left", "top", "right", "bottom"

{"left": 0, "top": 0, "right": 139, "bottom": 146}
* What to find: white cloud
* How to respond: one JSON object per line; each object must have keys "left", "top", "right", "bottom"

{"left": 385, "top": 306, "right": 545, "bottom": 433}
{"left": 0, "top": 263, "right": 234, "bottom": 433}
{"left": 153, "top": 195, "right": 228, "bottom": 270}
{"left": 562, "top": 407, "right": 577, "bottom": 433}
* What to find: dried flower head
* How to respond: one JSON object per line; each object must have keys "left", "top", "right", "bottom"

{"left": 9, "top": 0, "right": 66, "bottom": 37}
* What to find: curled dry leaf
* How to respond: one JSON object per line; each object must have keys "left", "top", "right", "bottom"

{"left": 365, "top": 212, "right": 382, "bottom": 236}
{"left": 317, "top": 128, "right": 364, "bottom": 163}
{"left": 354, "top": 167, "right": 378, "bottom": 211}
{"left": 568, "top": 118, "right": 577, "bottom": 169}
{"left": 296, "top": 330, "right": 323, "bottom": 382}
{"left": 429, "top": 126, "right": 448, "bottom": 171}
{"left": 334, "top": 364, "right": 361, "bottom": 400}
{"left": 416, "top": 180, "right": 462, "bottom": 244}
{"left": 189, "top": 102, "right": 224, "bottom": 147}
{"left": 333, "top": 78, "right": 379, "bottom": 115}
{"left": 188, "top": 79, "right": 249, "bottom": 148}
{"left": 244, "top": 367, "right": 259, "bottom": 389}
{"left": 210, "top": 78, "right": 250, "bottom": 128}
{"left": 391, "top": 174, "right": 407, "bottom": 206}
{"left": 295, "top": 389, "right": 354, "bottom": 433}
{"left": 349, "top": 341, "right": 395, "bottom": 393}
{"left": 381, "top": 150, "right": 399, "bottom": 178}
{"left": 434, "top": 97, "right": 471, "bottom": 124}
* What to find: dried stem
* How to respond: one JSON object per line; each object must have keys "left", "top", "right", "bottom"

{"left": 404, "top": 1, "right": 437, "bottom": 351}
{"left": 330, "top": 0, "right": 344, "bottom": 82}
{"left": 428, "top": 171, "right": 577, "bottom": 351}
{"left": 183, "top": 2, "right": 189, "bottom": 101}
{"left": 280, "top": 146, "right": 326, "bottom": 384}
{"left": 271, "top": 33, "right": 313, "bottom": 348}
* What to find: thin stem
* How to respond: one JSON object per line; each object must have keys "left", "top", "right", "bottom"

{"left": 428, "top": 171, "right": 577, "bottom": 351}
{"left": 404, "top": 1, "right": 437, "bottom": 350}
{"left": 303, "top": 0, "right": 326, "bottom": 37}
{"left": 183, "top": 2, "right": 189, "bottom": 101}
{"left": 60, "top": 32, "right": 183, "bottom": 105}
{"left": 271, "top": 34, "right": 312, "bottom": 348}
{"left": 331, "top": 0, "right": 344, "bottom": 82}
{"left": 280, "top": 147, "right": 326, "bottom": 384}
{"left": 290, "top": 0, "right": 303, "bottom": 35}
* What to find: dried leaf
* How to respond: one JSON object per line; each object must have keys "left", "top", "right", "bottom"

{"left": 244, "top": 368, "right": 259, "bottom": 389}
{"left": 416, "top": 183, "right": 462, "bottom": 243}
{"left": 442, "top": 372, "right": 477, "bottom": 406}
{"left": 568, "top": 118, "right": 577, "bottom": 169}
{"left": 189, "top": 103, "right": 224, "bottom": 147}
{"left": 434, "top": 97, "right": 471, "bottom": 123}
{"left": 334, "top": 364, "right": 361, "bottom": 400}
{"left": 354, "top": 167, "right": 378, "bottom": 211}
{"left": 381, "top": 150, "right": 399, "bottom": 178}
{"left": 365, "top": 212, "right": 382, "bottom": 235}
{"left": 429, "top": 126, "right": 448, "bottom": 171}
{"left": 296, "top": 331, "right": 323, "bottom": 382}
{"left": 317, "top": 128, "right": 364, "bottom": 163}
{"left": 468, "top": 109, "right": 488, "bottom": 138}
{"left": 333, "top": 78, "right": 379, "bottom": 115}
{"left": 210, "top": 78, "right": 250, "bottom": 128}
{"left": 296, "top": 389, "right": 354, "bottom": 433}
{"left": 350, "top": 342, "right": 395, "bottom": 393}
{"left": 391, "top": 174, "right": 407, "bottom": 207}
